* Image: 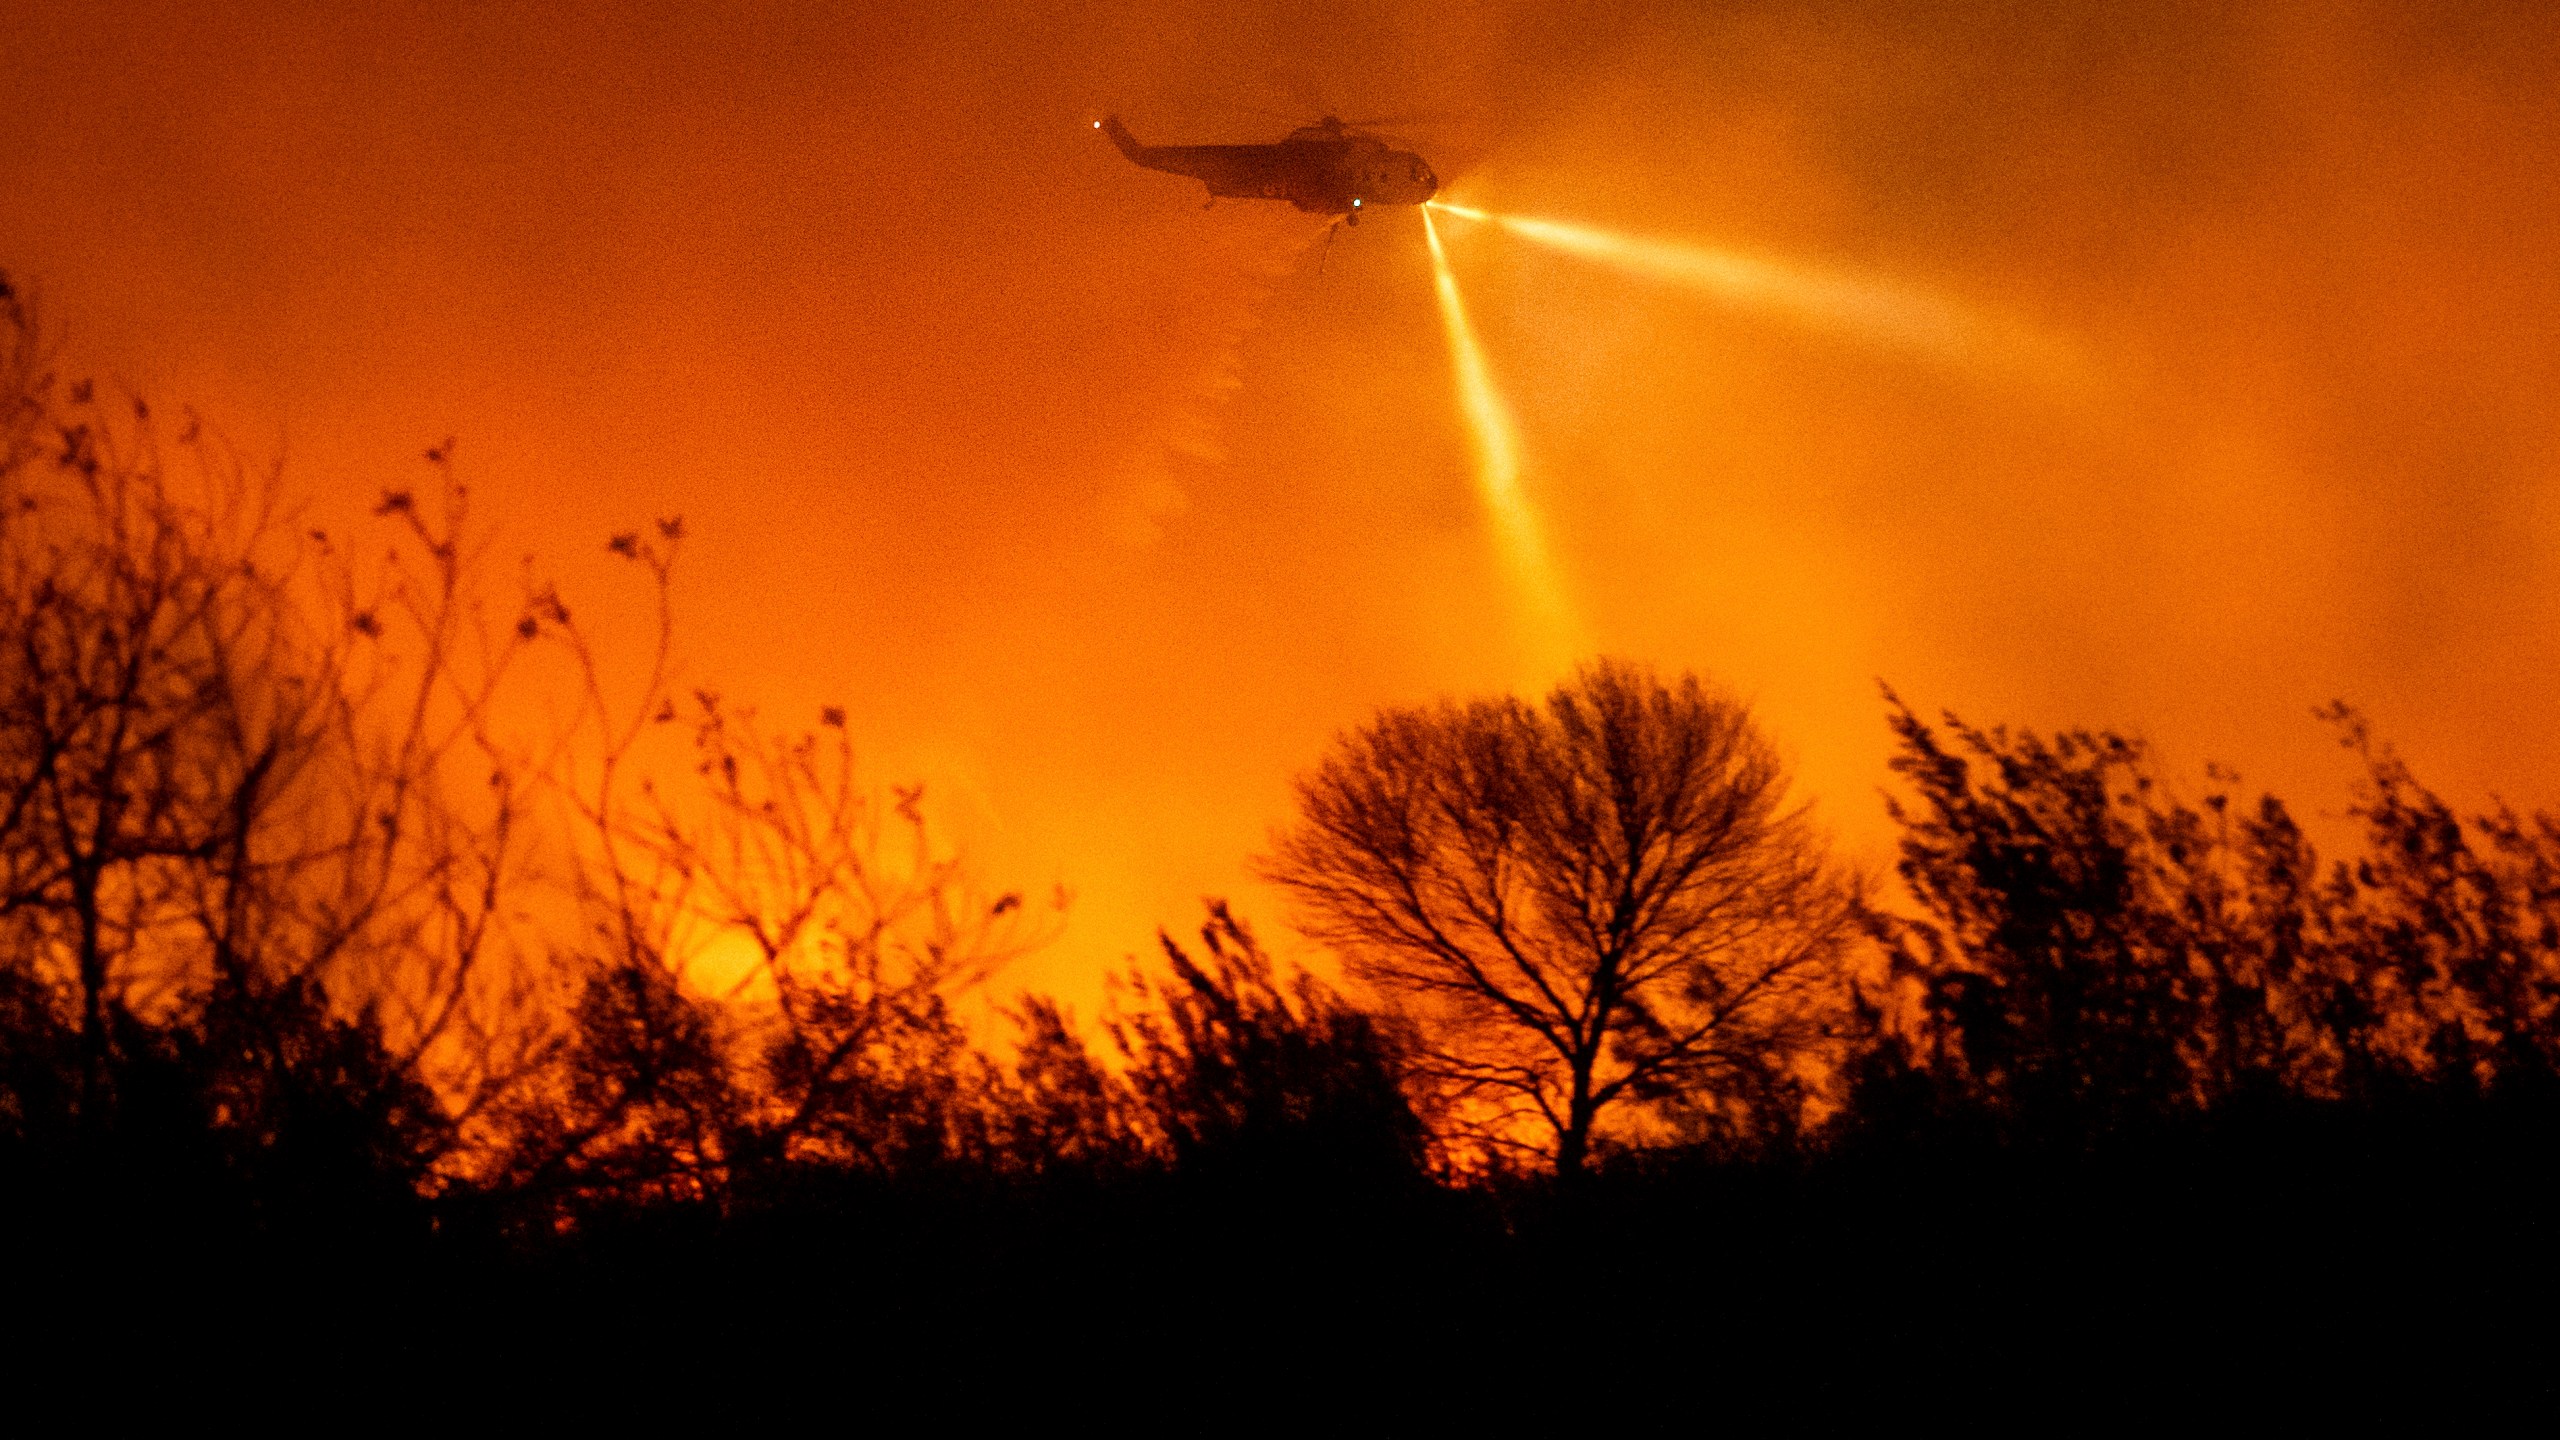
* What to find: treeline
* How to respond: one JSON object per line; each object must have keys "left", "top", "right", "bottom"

{"left": 5, "top": 273, "right": 2554, "bottom": 1404}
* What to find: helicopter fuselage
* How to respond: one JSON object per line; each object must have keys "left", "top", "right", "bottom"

{"left": 1102, "top": 116, "right": 1437, "bottom": 220}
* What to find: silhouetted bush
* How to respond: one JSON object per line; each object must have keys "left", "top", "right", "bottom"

{"left": 1859, "top": 691, "right": 2560, "bottom": 1146}
{"left": 1113, "top": 900, "right": 1429, "bottom": 1188}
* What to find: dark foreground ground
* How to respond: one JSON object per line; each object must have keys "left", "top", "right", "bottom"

{"left": 12, "top": 1090, "right": 2554, "bottom": 1426}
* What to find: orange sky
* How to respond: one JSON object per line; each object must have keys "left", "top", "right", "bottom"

{"left": 7, "top": 0, "right": 2559, "bottom": 1007}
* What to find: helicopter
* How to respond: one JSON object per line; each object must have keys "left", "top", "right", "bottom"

{"left": 1098, "top": 114, "right": 1437, "bottom": 224}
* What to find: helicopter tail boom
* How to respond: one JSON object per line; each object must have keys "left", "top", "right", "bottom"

{"left": 1101, "top": 115, "right": 1147, "bottom": 164}
{"left": 1100, "top": 115, "right": 1286, "bottom": 198}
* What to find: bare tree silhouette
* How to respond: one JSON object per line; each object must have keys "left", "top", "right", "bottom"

{"left": 1262, "top": 659, "right": 1859, "bottom": 1177}
{"left": 481, "top": 521, "right": 1063, "bottom": 1216}
{"left": 0, "top": 279, "right": 542, "bottom": 1160}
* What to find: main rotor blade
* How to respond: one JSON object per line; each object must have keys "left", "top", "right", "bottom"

{"left": 1332, "top": 109, "right": 1471, "bottom": 130}
{"left": 1182, "top": 97, "right": 1301, "bottom": 125}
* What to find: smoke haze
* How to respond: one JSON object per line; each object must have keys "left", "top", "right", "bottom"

{"left": 6, "top": 0, "right": 2556, "bottom": 1001}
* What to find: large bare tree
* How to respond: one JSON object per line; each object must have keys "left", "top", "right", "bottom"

{"left": 1262, "top": 659, "right": 1858, "bottom": 1176}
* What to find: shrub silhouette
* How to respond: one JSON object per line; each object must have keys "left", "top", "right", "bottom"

{"left": 1113, "top": 901, "right": 1428, "bottom": 1187}
{"left": 1865, "top": 690, "right": 2560, "bottom": 1146}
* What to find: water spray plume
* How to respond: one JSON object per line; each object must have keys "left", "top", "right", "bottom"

{"left": 1421, "top": 208, "right": 1574, "bottom": 659}
{"left": 1430, "top": 203, "right": 2078, "bottom": 378}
